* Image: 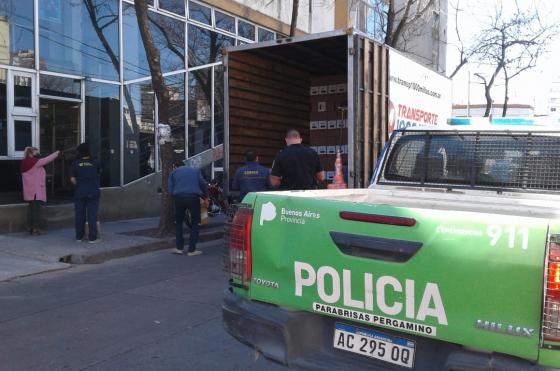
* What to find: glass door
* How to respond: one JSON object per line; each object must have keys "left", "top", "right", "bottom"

{"left": 39, "top": 99, "right": 81, "bottom": 198}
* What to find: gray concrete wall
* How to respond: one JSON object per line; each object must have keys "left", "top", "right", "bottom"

{"left": 0, "top": 173, "right": 162, "bottom": 234}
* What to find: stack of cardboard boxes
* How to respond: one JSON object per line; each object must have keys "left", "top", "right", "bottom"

{"left": 309, "top": 75, "right": 348, "bottom": 182}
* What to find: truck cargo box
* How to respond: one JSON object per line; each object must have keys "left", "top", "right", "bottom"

{"left": 224, "top": 29, "right": 451, "bottom": 190}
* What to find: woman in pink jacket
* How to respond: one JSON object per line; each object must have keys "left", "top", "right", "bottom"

{"left": 21, "top": 147, "right": 60, "bottom": 235}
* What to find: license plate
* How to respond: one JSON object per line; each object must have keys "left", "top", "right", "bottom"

{"left": 333, "top": 323, "right": 415, "bottom": 368}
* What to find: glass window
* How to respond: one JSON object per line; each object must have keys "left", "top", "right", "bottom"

{"left": 0, "top": 69, "right": 6, "bottom": 156}
{"left": 238, "top": 20, "right": 255, "bottom": 41}
{"left": 123, "top": 82, "right": 155, "bottom": 183}
{"left": 39, "top": 0, "right": 119, "bottom": 81}
{"left": 188, "top": 69, "right": 211, "bottom": 157}
{"left": 150, "top": 12, "right": 185, "bottom": 73}
{"left": 214, "top": 66, "right": 224, "bottom": 146}
{"left": 14, "top": 76, "right": 32, "bottom": 108}
{"left": 165, "top": 73, "right": 186, "bottom": 164}
{"left": 159, "top": 0, "right": 185, "bottom": 16}
{"left": 40, "top": 75, "right": 81, "bottom": 99}
{"left": 123, "top": 4, "right": 185, "bottom": 81}
{"left": 0, "top": 0, "right": 35, "bottom": 68}
{"left": 188, "top": 24, "right": 234, "bottom": 67}
{"left": 258, "top": 28, "right": 274, "bottom": 42}
{"left": 85, "top": 81, "right": 121, "bottom": 187}
{"left": 14, "top": 120, "right": 32, "bottom": 151}
{"left": 188, "top": 1, "right": 211, "bottom": 25}
{"left": 215, "top": 11, "right": 235, "bottom": 33}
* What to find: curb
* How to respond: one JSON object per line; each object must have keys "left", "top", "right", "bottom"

{"left": 62, "top": 226, "right": 225, "bottom": 264}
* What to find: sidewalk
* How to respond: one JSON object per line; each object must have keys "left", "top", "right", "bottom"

{"left": 0, "top": 215, "right": 226, "bottom": 282}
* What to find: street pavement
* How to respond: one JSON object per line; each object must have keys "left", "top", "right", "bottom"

{"left": 0, "top": 242, "right": 288, "bottom": 371}
{"left": 0, "top": 216, "right": 225, "bottom": 281}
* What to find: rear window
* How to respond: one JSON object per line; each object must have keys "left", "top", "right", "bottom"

{"left": 379, "top": 131, "right": 560, "bottom": 192}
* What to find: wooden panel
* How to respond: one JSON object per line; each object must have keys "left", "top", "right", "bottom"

{"left": 227, "top": 50, "right": 312, "bottom": 177}
{"left": 380, "top": 47, "right": 388, "bottom": 146}
{"left": 229, "top": 106, "right": 309, "bottom": 126}
{"left": 229, "top": 52, "right": 311, "bottom": 88}
{"left": 363, "top": 40, "right": 371, "bottom": 187}
{"left": 228, "top": 88, "right": 309, "bottom": 113}
{"left": 229, "top": 99, "right": 309, "bottom": 121}
{"left": 229, "top": 78, "right": 307, "bottom": 107}
{"left": 372, "top": 44, "right": 380, "bottom": 166}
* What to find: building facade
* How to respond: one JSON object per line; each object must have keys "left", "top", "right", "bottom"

{"left": 0, "top": 0, "right": 333, "bottom": 209}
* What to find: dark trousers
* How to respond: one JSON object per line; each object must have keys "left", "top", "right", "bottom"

{"left": 27, "top": 200, "right": 42, "bottom": 230}
{"left": 174, "top": 194, "right": 201, "bottom": 251}
{"left": 75, "top": 194, "right": 100, "bottom": 241}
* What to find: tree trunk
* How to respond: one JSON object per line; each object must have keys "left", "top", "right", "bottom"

{"left": 134, "top": 0, "right": 174, "bottom": 235}
{"left": 483, "top": 85, "right": 492, "bottom": 117}
{"left": 290, "top": 0, "right": 299, "bottom": 36}
{"left": 384, "top": 0, "right": 395, "bottom": 45}
{"left": 502, "top": 67, "right": 509, "bottom": 117}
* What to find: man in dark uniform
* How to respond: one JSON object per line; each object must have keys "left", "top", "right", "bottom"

{"left": 231, "top": 150, "right": 270, "bottom": 199}
{"left": 270, "top": 129, "right": 325, "bottom": 190}
{"left": 70, "top": 142, "right": 101, "bottom": 243}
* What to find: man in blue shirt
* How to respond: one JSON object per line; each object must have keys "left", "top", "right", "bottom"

{"left": 70, "top": 142, "right": 101, "bottom": 243}
{"left": 168, "top": 165, "right": 208, "bottom": 256}
{"left": 232, "top": 150, "right": 270, "bottom": 200}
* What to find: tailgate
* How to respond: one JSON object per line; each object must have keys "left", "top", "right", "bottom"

{"left": 249, "top": 193, "right": 548, "bottom": 361}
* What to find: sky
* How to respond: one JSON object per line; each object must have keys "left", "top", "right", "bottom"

{"left": 445, "top": 0, "right": 560, "bottom": 114}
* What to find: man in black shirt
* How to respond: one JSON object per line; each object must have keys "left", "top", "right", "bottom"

{"left": 270, "top": 129, "right": 325, "bottom": 190}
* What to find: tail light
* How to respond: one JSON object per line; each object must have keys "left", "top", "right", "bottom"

{"left": 543, "top": 238, "right": 560, "bottom": 341}
{"left": 229, "top": 207, "right": 253, "bottom": 288}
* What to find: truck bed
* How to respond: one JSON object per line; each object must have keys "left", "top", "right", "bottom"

{"left": 259, "top": 187, "right": 560, "bottom": 219}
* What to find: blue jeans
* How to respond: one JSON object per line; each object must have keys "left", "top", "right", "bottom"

{"left": 174, "top": 194, "right": 201, "bottom": 251}
{"left": 75, "top": 194, "right": 100, "bottom": 241}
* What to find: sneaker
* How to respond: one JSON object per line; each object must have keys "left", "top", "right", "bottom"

{"left": 187, "top": 250, "right": 202, "bottom": 256}
{"left": 88, "top": 239, "right": 102, "bottom": 244}
{"left": 172, "top": 248, "right": 185, "bottom": 255}
{"left": 76, "top": 239, "right": 83, "bottom": 243}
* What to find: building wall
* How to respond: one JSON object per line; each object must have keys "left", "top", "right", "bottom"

{"left": 452, "top": 105, "right": 535, "bottom": 118}
{"left": 206, "top": 0, "right": 336, "bottom": 35}
{"left": 0, "top": 0, "right": 340, "bottom": 228}
{"left": 345, "top": 0, "right": 448, "bottom": 73}
{"left": 549, "top": 78, "right": 560, "bottom": 117}
{"left": 392, "top": 0, "right": 447, "bottom": 73}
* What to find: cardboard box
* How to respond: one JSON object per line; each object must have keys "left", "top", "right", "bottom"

{"left": 336, "top": 83, "right": 347, "bottom": 94}
{"left": 310, "top": 121, "right": 319, "bottom": 130}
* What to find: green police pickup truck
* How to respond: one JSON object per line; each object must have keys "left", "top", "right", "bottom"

{"left": 223, "top": 128, "right": 560, "bottom": 370}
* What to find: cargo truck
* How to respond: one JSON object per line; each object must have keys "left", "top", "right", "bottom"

{"left": 222, "top": 29, "right": 452, "bottom": 190}
{"left": 223, "top": 127, "right": 560, "bottom": 370}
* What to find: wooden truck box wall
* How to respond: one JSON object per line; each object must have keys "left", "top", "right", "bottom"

{"left": 354, "top": 35, "right": 390, "bottom": 187}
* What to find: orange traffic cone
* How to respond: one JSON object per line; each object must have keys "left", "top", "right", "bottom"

{"left": 327, "top": 149, "right": 347, "bottom": 189}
